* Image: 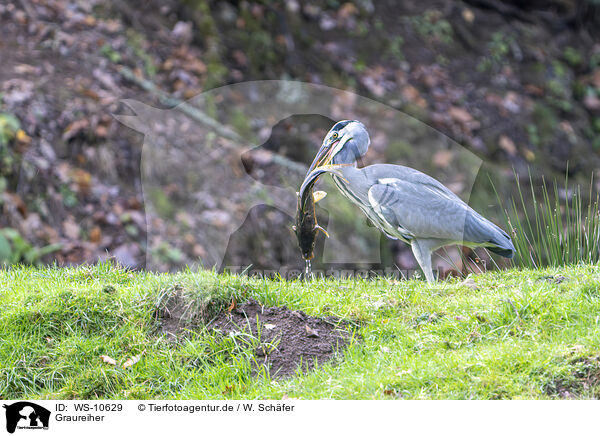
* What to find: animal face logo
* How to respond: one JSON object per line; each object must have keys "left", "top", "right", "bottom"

{"left": 114, "top": 81, "right": 482, "bottom": 272}
{"left": 3, "top": 402, "right": 51, "bottom": 433}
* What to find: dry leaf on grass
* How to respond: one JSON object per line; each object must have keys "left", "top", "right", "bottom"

{"left": 123, "top": 350, "right": 145, "bottom": 369}
{"left": 227, "top": 297, "right": 237, "bottom": 312}
{"left": 100, "top": 355, "right": 117, "bottom": 365}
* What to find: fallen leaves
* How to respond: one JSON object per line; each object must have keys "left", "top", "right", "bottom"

{"left": 305, "top": 324, "right": 319, "bottom": 338}
{"left": 99, "top": 351, "right": 146, "bottom": 369}
{"left": 447, "top": 105, "right": 481, "bottom": 134}
{"left": 100, "top": 355, "right": 117, "bottom": 365}
{"left": 123, "top": 351, "right": 145, "bottom": 369}
{"left": 338, "top": 2, "right": 359, "bottom": 21}
{"left": 448, "top": 106, "right": 474, "bottom": 124}
{"left": 401, "top": 85, "right": 427, "bottom": 108}
{"left": 498, "top": 135, "right": 517, "bottom": 156}
{"left": 14, "top": 64, "right": 39, "bottom": 75}
{"left": 89, "top": 226, "right": 102, "bottom": 243}
{"left": 461, "top": 8, "right": 475, "bottom": 23}
{"left": 71, "top": 168, "right": 92, "bottom": 194}
{"left": 62, "top": 119, "right": 90, "bottom": 141}
{"left": 227, "top": 297, "right": 237, "bottom": 312}
{"left": 62, "top": 216, "right": 81, "bottom": 240}
{"left": 16, "top": 129, "right": 31, "bottom": 145}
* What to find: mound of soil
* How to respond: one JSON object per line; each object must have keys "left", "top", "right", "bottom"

{"left": 545, "top": 354, "right": 600, "bottom": 399}
{"left": 209, "top": 299, "right": 353, "bottom": 378}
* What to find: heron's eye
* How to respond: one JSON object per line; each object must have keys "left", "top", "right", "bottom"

{"left": 331, "top": 132, "right": 338, "bottom": 140}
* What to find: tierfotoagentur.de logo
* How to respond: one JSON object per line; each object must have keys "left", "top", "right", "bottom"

{"left": 2, "top": 402, "right": 50, "bottom": 434}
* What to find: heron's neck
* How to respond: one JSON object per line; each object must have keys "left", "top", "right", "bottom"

{"left": 333, "top": 157, "right": 359, "bottom": 166}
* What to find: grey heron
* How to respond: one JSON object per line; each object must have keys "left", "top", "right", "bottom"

{"left": 307, "top": 120, "right": 515, "bottom": 282}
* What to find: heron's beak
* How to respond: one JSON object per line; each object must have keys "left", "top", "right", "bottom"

{"left": 307, "top": 139, "right": 339, "bottom": 173}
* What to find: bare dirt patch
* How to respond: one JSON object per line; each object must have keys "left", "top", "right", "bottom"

{"left": 209, "top": 299, "right": 353, "bottom": 378}
{"left": 157, "top": 292, "right": 354, "bottom": 378}
{"left": 545, "top": 355, "right": 600, "bottom": 399}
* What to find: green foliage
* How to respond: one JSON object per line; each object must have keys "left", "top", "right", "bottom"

{"left": 231, "top": 108, "right": 252, "bottom": 138}
{"left": 184, "top": 0, "right": 218, "bottom": 38}
{"left": 0, "top": 113, "right": 20, "bottom": 145}
{"left": 384, "top": 36, "right": 405, "bottom": 62}
{"left": 590, "top": 51, "right": 600, "bottom": 69}
{"left": 147, "top": 187, "right": 174, "bottom": 218}
{"left": 407, "top": 10, "right": 453, "bottom": 44}
{"left": 494, "top": 171, "right": 600, "bottom": 269}
{"left": 0, "top": 228, "right": 61, "bottom": 266}
{"left": 59, "top": 184, "right": 78, "bottom": 208}
{"left": 477, "top": 32, "right": 517, "bottom": 72}
{"left": 152, "top": 242, "right": 184, "bottom": 264}
{"left": 204, "top": 60, "right": 228, "bottom": 90}
{"left": 563, "top": 46, "right": 583, "bottom": 67}
{"left": 489, "top": 31, "right": 511, "bottom": 61}
{"left": 126, "top": 29, "right": 157, "bottom": 77}
{"left": 526, "top": 124, "right": 540, "bottom": 147}
{"left": 100, "top": 43, "right": 122, "bottom": 63}
{"left": 0, "top": 113, "right": 22, "bottom": 176}
{"left": 530, "top": 103, "right": 558, "bottom": 148}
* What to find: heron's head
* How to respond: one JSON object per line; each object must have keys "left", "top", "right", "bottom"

{"left": 308, "top": 120, "right": 370, "bottom": 171}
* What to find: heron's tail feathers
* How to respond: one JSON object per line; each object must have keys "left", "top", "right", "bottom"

{"left": 465, "top": 212, "right": 515, "bottom": 259}
{"left": 487, "top": 243, "right": 515, "bottom": 258}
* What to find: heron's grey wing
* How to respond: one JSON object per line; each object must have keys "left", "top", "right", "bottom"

{"left": 367, "top": 177, "right": 470, "bottom": 242}
{"left": 363, "top": 164, "right": 464, "bottom": 202}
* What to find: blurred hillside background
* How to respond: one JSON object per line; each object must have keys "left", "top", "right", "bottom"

{"left": 1, "top": 0, "right": 599, "bottom": 275}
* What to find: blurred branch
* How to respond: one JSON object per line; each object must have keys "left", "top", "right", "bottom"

{"left": 117, "top": 66, "right": 307, "bottom": 175}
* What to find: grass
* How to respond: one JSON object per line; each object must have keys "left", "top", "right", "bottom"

{"left": 494, "top": 172, "right": 600, "bottom": 269}
{"left": 2, "top": 261, "right": 600, "bottom": 399}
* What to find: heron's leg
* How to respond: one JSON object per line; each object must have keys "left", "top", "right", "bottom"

{"left": 410, "top": 239, "right": 436, "bottom": 283}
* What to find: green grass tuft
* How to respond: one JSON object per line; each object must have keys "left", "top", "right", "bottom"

{"left": 493, "top": 171, "right": 600, "bottom": 269}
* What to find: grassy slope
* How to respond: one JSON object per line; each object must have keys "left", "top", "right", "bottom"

{"left": 1, "top": 263, "right": 600, "bottom": 400}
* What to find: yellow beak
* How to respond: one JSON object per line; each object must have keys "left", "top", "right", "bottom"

{"left": 307, "top": 139, "right": 339, "bottom": 173}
